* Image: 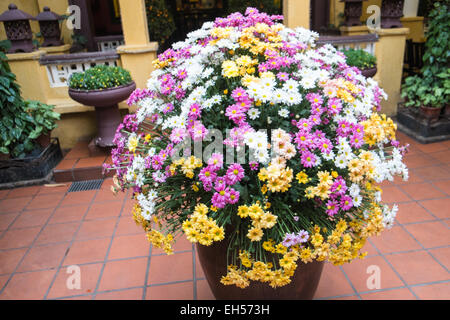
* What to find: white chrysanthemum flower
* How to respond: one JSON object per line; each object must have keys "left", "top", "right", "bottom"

{"left": 248, "top": 108, "right": 260, "bottom": 120}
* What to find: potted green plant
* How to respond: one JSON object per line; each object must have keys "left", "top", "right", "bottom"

{"left": 401, "top": 2, "right": 449, "bottom": 122}
{"left": 24, "top": 100, "right": 60, "bottom": 148}
{"left": 0, "top": 40, "right": 35, "bottom": 159}
{"left": 68, "top": 65, "right": 135, "bottom": 148}
{"left": 341, "top": 48, "right": 377, "bottom": 78}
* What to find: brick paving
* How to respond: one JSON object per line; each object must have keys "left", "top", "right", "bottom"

{"left": 0, "top": 132, "right": 449, "bottom": 300}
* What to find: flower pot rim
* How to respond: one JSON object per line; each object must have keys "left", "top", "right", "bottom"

{"left": 68, "top": 81, "right": 136, "bottom": 94}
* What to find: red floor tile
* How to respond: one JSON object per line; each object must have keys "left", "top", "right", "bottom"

{"left": 0, "top": 248, "right": 27, "bottom": 275}
{"left": 196, "top": 279, "right": 215, "bottom": 300}
{"left": 0, "top": 213, "right": 18, "bottom": 231}
{"left": 0, "top": 227, "right": 41, "bottom": 250}
{"left": 385, "top": 251, "right": 449, "bottom": 285}
{"left": 148, "top": 252, "right": 193, "bottom": 285}
{"left": 379, "top": 186, "right": 411, "bottom": 203}
{"left": 108, "top": 234, "right": 150, "bottom": 260}
{"left": 393, "top": 171, "right": 424, "bottom": 185}
{"left": 411, "top": 282, "right": 450, "bottom": 300}
{"left": 414, "top": 142, "right": 448, "bottom": 154}
{"left": 429, "top": 150, "right": 450, "bottom": 164}
{"left": 11, "top": 209, "right": 53, "bottom": 229}
{"left": 400, "top": 183, "right": 446, "bottom": 201}
{"left": 404, "top": 154, "right": 439, "bottom": 169}
{"left": 115, "top": 216, "right": 143, "bottom": 236}
{"left": 75, "top": 156, "right": 107, "bottom": 169}
{"left": 75, "top": 218, "right": 116, "bottom": 240}
{"left": 47, "top": 263, "right": 103, "bottom": 299}
{"left": 0, "top": 197, "right": 33, "bottom": 214}
{"left": 404, "top": 221, "right": 450, "bottom": 248}
{"left": 37, "top": 184, "right": 70, "bottom": 196}
{"left": 314, "top": 263, "right": 355, "bottom": 299}
{"left": 62, "top": 238, "right": 111, "bottom": 266}
{"left": 6, "top": 186, "right": 41, "bottom": 199}
{"left": 433, "top": 180, "right": 450, "bottom": 196}
{"left": 54, "top": 159, "right": 77, "bottom": 171}
{"left": 413, "top": 166, "right": 450, "bottom": 182}
{"left": 48, "top": 205, "right": 89, "bottom": 225}
{"left": 341, "top": 256, "right": 404, "bottom": 293}
{"left": 395, "top": 202, "right": 435, "bottom": 224}
{"left": 370, "top": 226, "right": 421, "bottom": 254}
{"left": 0, "top": 274, "right": 9, "bottom": 290}
{"left": 146, "top": 281, "right": 194, "bottom": 300}
{"left": 0, "top": 269, "right": 56, "bottom": 300}
{"left": 26, "top": 194, "right": 64, "bottom": 211}
{"left": 35, "top": 222, "right": 79, "bottom": 245}
{"left": 85, "top": 202, "right": 122, "bottom": 220}
{"left": 97, "top": 257, "right": 148, "bottom": 292}
{"left": 419, "top": 198, "right": 450, "bottom": 219}
{"left": 0, "top": 189, "right": 10, "bottom": 200}
{"left": 59, "top": 191, "right": 97, "bottom": 207}
{"left": 16, "top": 243, "right": 69, "bottom": 272}
{"left": 428, "top": 247, "right": 450, "bottom": 270}
{"left": 95, "top": 288, "right": 143, "bottom": 300}
{"left": 195, "top": 251, "right": 205, "bottom": 279}
{"left": 94, "top": 188, "right": 126, "bottom": 203}
{"left": 360, "top": 288, "right": 416, "bottom": 300}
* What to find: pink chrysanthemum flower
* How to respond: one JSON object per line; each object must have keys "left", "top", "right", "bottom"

{"left": 226, "top": 163, "right": 245, "bottom": 185}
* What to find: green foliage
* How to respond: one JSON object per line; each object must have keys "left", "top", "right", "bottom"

{"left": 24, "top": 100, "right": 61, "bottom": 140}
{"left": 227, "top": 0, "right": 282, "bottom": 15}
{"left": 341, "top": 48, "right": 377, "bottom": 70}
{"left": 402, "top": 2, "right": 450, "bottom": 108}
{"left": 0, "top": 47, "right": 60, "bottom": 158}
{"left": 145, "top": 0, "right": 176, "bottom": 46}
{"left": 68, "top": 65, "right": 132, "bottom": 91}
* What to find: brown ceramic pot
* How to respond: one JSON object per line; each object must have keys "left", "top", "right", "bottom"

{"left": 420, "top": 105, "right": 442, "bottom": 122}
{"left": 68, "top": 82, "right": 136, "bottom": 148}
{"left": 196, "top": 238, "right": 324, "bottom": 300}
{"left": 361, "top": 66, "right": 377, "bottom": 78}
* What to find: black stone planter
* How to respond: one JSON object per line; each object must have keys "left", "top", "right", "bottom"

{"left": 396, "top": 107, "right": 450, "bottom": 144}
{"left": 0, "top": 138, "right": 63, "bottom": 185}
{"left": 69, "top": 82, "right": 136, "bottom": 148}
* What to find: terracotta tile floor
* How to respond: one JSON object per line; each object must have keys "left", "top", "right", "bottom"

{"left": 0, "top": 132, "right": 449, "bottom": 300}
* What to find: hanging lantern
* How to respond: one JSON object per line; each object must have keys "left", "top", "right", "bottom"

{"left": 0, "top": 3, "right": 36, "bottom": 53}
{"left": 340, "top": 0, "right": 368, "bottom": 27}
{"left": 35, "top": 6, "right": 63, "bottom": 47}
{"left": 381, "top": 0, "right": 405, "bottom": 28}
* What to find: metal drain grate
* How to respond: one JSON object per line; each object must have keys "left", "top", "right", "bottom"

{"left": 68, "top": 179, "right": 104, "bottom": 193}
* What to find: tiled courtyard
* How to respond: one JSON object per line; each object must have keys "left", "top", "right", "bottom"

{"left": 0, "top": 131, "right": 449, "bottom": 300}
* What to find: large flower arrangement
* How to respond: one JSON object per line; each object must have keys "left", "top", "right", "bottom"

{"left": 107, "top": 8, "right": 408, "bottom": 289}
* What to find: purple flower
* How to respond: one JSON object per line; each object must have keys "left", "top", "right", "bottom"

{"left": 152, "top": 155, "right": 163, "bottom": 170}
{"left": 340, "top": 195, "right": 353, "bottom": 211}
{"left": 207, "top": 153, "right": 224, "bottom": 170}
{"left": 226, "top": 163, "right": 245, "bottom": 185}
{"left": 189, "top": 103, "right": 202, "bottom": 120}
{"left": 249, "top": 161, "right": 259, "bottom": 171}
{"left": 326, "top": 200, "right": 339, "bottom": 217}
{"left": 170, "top": 128, "right": 187, "bottom": 144}
{"left": 301, "top": 151, "right": 317, "bottom": 168}
{"left": 227, "top": 188, "right": 240, "bottom": 204}
{"left": 296, "top": 230, "right": 309, "bottom": 243}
